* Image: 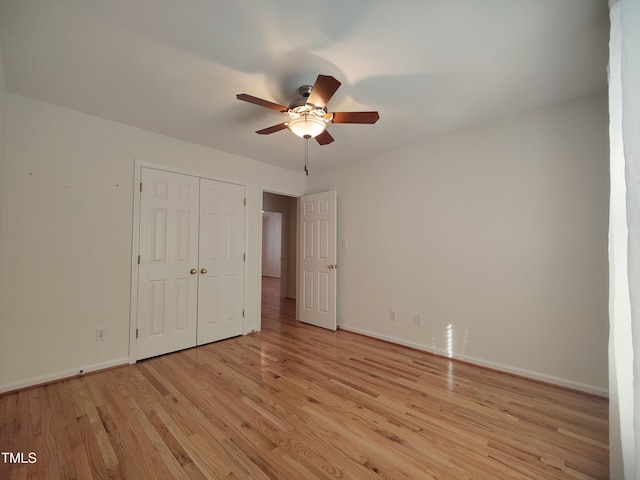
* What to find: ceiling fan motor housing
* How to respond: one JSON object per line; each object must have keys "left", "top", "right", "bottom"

{"left": 288, "top": 85, "right": 317, "bottom": 110}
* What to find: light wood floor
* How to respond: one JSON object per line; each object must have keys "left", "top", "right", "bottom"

{"left": 0, "top": 277, "right": 608, "bottom": 479}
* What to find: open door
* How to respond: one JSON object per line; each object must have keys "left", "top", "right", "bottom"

{"left": 299, "top": 190, "right": 337, "bottom": 330}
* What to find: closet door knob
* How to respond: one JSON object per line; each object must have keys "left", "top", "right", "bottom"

{"left": 190, "top": 268, "right": 197, "bottom": 275}
{"left": 200, "top": 268, "right": 207, "bottom": 274}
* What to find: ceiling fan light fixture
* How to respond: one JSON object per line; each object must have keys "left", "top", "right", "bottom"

{"left": 287, "top": 114, "right": 327, "bottom": 138}
{"left": 287, "top": 104, "right": 332, "bottom": 139}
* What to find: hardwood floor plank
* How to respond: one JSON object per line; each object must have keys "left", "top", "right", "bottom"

{"left": 76, "top": 414, "right": 111, "bottom": 480}
{"left": 43, "top": 383, "right": 76, "bottom": 480}
{"left": 73, "top": 378, "right": 121, "bottom": 475}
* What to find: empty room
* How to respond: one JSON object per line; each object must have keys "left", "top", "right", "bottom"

{"left": 1, "top": 1, "right": 638, "bottom": 479}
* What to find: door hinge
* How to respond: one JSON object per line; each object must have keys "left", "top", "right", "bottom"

{"left": 140, "top": 182, "right": 142, "bottom": 192}
{"left": 243, "top": 253, "right": 246, "bottom": 261}
{"left": 138, "top": 255, "right": 141, "bottom": 264}
{"left": 242, "top": 309, "right": 245, "bottom": 317}
{"left": 136, "top": 328, "right": 139, "bottom": 339}
{"left": 244, "top": 198, "right": 246, "bottom": 206}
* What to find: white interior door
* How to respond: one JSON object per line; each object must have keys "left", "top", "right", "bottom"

{"left": 299, "top": 190, "right": 337, "bottom": 330}
{"left": 137, "top": 168, "right": 199, "bottom": 359}
{"left": 197, "top": 179, "right": 245, "bottom": 345}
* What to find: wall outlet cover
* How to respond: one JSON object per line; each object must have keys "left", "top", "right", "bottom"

{"left": 96, "top": 328, "right": 106, "bottom": 341}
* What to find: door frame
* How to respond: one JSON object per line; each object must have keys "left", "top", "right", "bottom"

{"left": 129, "top": 160, "right": 249, "bottom": 363}
{"left": 258, "top": 187, "right": 303, "bottom": 331}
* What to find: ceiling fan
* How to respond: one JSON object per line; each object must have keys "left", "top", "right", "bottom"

{"left": 236, "top": 75, "right": 380, "bottom": 145}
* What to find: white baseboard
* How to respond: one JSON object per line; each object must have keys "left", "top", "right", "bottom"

{"left": 2, "top": 327, "right": 609, "bottom": 398}
{"left": 337, "top": 325, "right": 608, "bottom": 398}
{"left": 0, "top": 357, "right": 130, "bottom": 394}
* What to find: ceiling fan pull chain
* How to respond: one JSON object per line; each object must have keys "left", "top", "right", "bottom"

{"left": 304, "top": 136, "right": 309, "bottom": 175}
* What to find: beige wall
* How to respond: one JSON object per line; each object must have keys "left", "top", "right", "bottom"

{"left": 262, "top": 211, "right": 282, "bottom": 278}
{"left": 308, "top": 93, "right": 610, "bottom": 394}
{"left": 0, "top": 94, "right": 306, "bottom": 391}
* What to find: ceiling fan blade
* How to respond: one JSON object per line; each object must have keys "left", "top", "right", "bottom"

{"left": 307, "top": 75, "right": 341, "bottom": 108}
{"left": 315, "top": 130, "right": 335, "bottom": 145}
{"left": 236, "top": 94, "right": 288, "bottom": 112}
{"left": 332, "top": 111, "right": 380, "bottom": 124}
{"left": 256, "top": 123, "right": 288, "bottom": 135}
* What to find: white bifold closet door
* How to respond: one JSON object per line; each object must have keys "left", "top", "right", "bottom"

{"left": 136, "top": 167, "right": 245, "bottom": 360}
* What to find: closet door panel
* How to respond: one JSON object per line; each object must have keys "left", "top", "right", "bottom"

{"left": 137, "top": 168, "right": 199, "bottom": 360}
{"left": 197, "top": 179, "right": 245, "bottom": 345}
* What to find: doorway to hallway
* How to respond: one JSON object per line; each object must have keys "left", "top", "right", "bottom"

{"left": 261, "top": 191, "right": 298, "bottom": 327}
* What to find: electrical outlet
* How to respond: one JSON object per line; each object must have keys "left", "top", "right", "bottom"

{"left": 413, "top": 313, "right": 422, "bottom": 326}
{"left": 390, "top": 309, "right": 397, "bottom": 321}
{"left": 96, "top": 328, "right": 106, "bottom": 341}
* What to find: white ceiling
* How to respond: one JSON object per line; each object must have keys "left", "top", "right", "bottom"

{"left": 0, "top": 0, "right": 609, "bottom": 172}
